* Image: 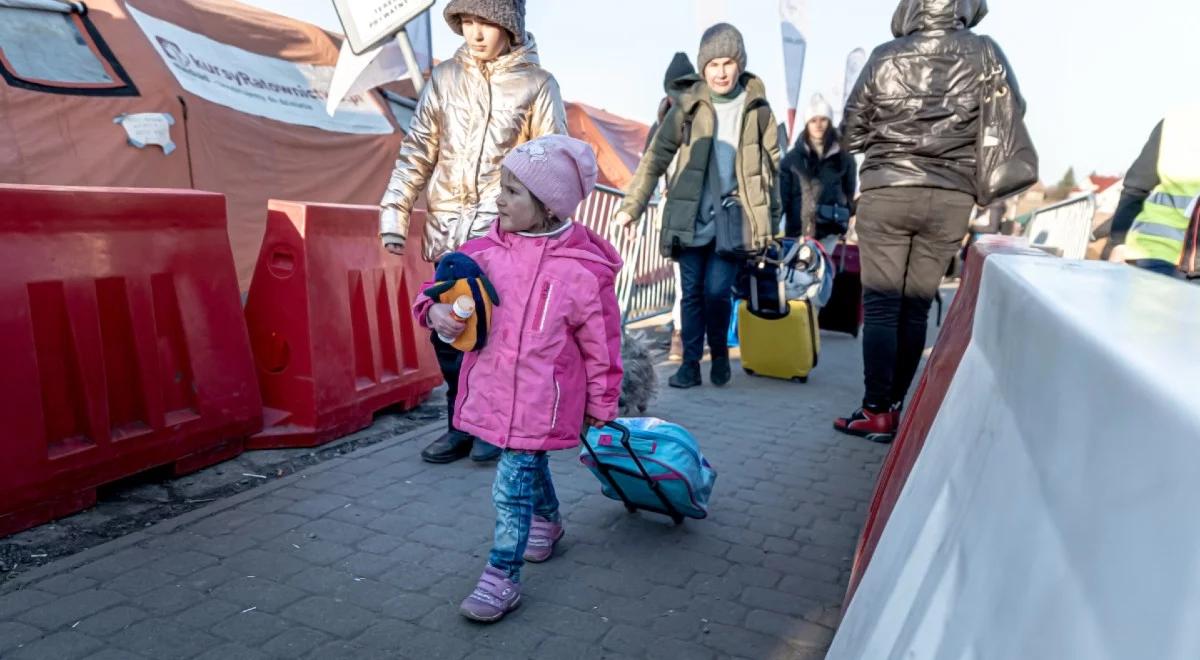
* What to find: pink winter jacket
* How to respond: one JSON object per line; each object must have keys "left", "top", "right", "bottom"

{"left": 413, "top": 222, "right": 624, "bottom": 451}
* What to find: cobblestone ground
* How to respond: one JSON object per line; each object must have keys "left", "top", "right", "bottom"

{"left": 0, "top": 332, "right": 889, "bottom": 660}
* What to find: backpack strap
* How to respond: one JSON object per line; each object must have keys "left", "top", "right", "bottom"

{"left": 756, "top": 104, "right": 772, "bottom": 140}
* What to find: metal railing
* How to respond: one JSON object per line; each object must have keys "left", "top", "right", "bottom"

{"left": 1025, "top": 193, "right": 1097, "bottom": 260}
{"left": 574, "top": 184, "right": 675, "bottom": 325}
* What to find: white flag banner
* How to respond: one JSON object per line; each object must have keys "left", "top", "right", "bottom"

{"left": 127, "top": 3, "right": 393, "bottom": 135}
{"left": 843, "top": 47, "right": 867, "bottom": 108}
{"left": 326, "top": 36, "right": 409, "bottom": 116}
{"left": 779, "top": 0, "right": 809, "bottom": 137}
{"left": 828, "top": 84, "right": 844, "bottom": 125}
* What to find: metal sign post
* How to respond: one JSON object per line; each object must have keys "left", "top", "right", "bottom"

{"left": 394, "top": 28, "right": 424, "bottom": 94}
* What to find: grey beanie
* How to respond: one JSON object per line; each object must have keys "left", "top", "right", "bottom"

{"left": 444, "top": 0, "right": 527, "bottom": 45}
{"left": 697, "top": 23, "right": 747, "bottom": 72}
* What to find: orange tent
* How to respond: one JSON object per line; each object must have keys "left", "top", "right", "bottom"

{"left": 0, "top": 0, "right": 408, "bottom": 287}
{"left": 0, "top": 0, "right": 649, "bottom": 286}
{"left": 566, "top": 101, "right": 650, "bottom": 191}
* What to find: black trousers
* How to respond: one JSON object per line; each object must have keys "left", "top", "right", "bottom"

{"left": 430, "top": 330, "right": 464, "bottom": 433}
{"left": 856, "top": 187, "right": 974, "bottom": 411}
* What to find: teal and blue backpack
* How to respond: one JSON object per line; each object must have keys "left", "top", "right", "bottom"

{"left": 580, "top": 419, "right": 717, "bottom": 524}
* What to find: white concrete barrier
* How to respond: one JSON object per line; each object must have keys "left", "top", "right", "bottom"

{"left": 830, "top": 256, "right": 1200, "bottom": 659}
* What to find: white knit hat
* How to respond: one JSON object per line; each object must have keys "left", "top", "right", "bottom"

{"left": 804, "top": 94, "right": 834, "bottom": 123}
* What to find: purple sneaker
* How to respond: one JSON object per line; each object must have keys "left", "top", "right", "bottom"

{"left": 523, "top": 516, "right": 564, "bottom": 563}
{"left": 459, "top": 565, "right": 521, "bottom": 623}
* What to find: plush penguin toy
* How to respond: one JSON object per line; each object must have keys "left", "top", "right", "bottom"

{"left": 422, "top": 252, "right": 501, "bottom": 352}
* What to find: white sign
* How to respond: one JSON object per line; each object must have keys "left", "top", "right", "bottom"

{"left": 114, "top": 112, "right": 176, "bottom": 154}
{"left": 127, "top": 4, "right": 393, "bottom": 135}
{"left": 333, "top": 0, "right": 436, "bottom": 55}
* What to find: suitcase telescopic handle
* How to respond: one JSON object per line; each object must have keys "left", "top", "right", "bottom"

{"left": 599, "top": 420, "right": 631, "bottom": 444}
{"left": 582, "top": 421, "right": 686, "bottom": 525}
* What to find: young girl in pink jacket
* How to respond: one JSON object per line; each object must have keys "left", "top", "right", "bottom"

{"left": 413, "top": 135, "right": 624, "bottom": 623}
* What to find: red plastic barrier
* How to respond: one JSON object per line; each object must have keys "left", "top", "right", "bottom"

{"left": 244, "top": 201, "right": 441, "bottom": 449}
{"left": 0, "top": 185, "right": 262, "bottom": 537}
{"left": 843, "top": 238, "right": 1046, "bottom": 609}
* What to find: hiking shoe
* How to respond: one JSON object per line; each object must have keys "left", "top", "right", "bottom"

{"left": 834, "top": 407, "right": 894, "bottom": 439}
{"left": 523, "top": 516, "right": 564, "bottom": 563}
{"left": 710, "top": 356, "right": 732, "bottom": 387}
{"left": 460, "top": 565, "right": 521, "bottom": 623}
{"left": 668, "top": 361, "right": 702, "bottom": 389}
{"left": 668, "top": 331, "right": 684, "bottom": 362}
{"left": 471, "top": 438, "right": 501, "bottom": 463}
{"left": 421, "top": 431, "right": 472, "bottom": 464}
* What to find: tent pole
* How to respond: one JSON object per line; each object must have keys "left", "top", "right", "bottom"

{"left": 395, "top": 29, "right": 424, "bottom": 95}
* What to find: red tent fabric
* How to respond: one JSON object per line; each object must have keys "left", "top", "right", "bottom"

{"left": 0, "top": 1, "right": 650, "bottom": 286}
{"left": 0, "top": 0, "right": 407, "bottom": 287}
{"left": 566, "top": 101, "right": 649, "bottom": 191}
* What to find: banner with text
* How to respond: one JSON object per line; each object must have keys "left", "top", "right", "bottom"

{"left": 128, "top": 4, "right": 393, "bottom": 135}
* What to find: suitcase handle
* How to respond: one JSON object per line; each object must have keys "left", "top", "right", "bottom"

{"left": 598, "top": 434, "right": 656, "bottom": 453}
{"left": 582, "top": 421, "right": 686, "bottom": 525}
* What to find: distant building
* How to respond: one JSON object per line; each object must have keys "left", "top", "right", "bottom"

{"left": 1084, "top": 174, "right": 1124, "bottom": 215}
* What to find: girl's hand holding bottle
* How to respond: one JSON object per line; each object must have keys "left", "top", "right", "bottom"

{"left": 429, "top": 303, "right": 468, "bottom": 341}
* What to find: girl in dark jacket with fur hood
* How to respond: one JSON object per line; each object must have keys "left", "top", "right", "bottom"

{"left": 780, "top": 94, "right": 857, "bottom": 255}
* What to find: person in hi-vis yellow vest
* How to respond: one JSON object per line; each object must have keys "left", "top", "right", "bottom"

{"left": 1101, "top": 105, "right": 1200, "bottom": 277}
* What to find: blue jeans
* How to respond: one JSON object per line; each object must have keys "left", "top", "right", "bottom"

{"left": 677, "top": 242, "right": 740, "bottom": 363}
{"left": 489, "top": 450, "right": 560, "bottom": 582}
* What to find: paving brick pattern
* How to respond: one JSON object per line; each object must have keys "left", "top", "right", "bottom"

{"left": 0, "top": 336, "right": 888, "bottom": 659}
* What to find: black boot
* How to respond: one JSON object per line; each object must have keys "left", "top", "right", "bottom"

{"left": 710, "top": 356, "right": 732, "bottom": 387}
{"left": 669, "top": 361, "right": 702, "bottom": 389}
{"left": 470, "top": 438, "right": 501, "bottom": 463}
{"left": 420, "top": 430, "right": 473, "bottom": 464}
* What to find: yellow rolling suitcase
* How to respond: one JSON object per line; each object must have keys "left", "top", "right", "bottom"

{"left": 737, "top": 299, "right": 820, "bottom": 383}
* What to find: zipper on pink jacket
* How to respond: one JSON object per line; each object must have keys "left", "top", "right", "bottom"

{"left": 503, "top": 241, "right": 550, "bottom": 448}
{"left": 534, "top": 280, "right": 554, "bottom": 332}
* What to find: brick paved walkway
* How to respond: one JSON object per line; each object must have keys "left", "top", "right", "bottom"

{"left": 0, "top": 333, "right": 888, "bottom": 660}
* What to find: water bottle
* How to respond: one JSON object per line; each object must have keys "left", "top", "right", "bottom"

{"left": 438, "top": 295, "right": 475, "bottom": 343}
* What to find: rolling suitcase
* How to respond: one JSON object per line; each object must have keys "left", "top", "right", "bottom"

{"left": 579, "top": 419, "right": 717, "bottom": 525}
{"left": 819, "top": 242, "right": 864, "bottom": 337}
{"left": 738, "top": 299, "right": 820, "bottom": 383}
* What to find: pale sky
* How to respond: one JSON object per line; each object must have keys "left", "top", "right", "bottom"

{"left": 243, "top": 0, "right": 1199, "bottom": 184}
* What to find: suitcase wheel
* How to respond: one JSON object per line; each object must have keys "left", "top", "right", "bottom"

{"left": 671, "top": 514, "right": 685, "bottom": 525}
{"left": 743, "top": 368, "right": 755, "bottom": 376}
{"left": 791, "top": 376, "right": 809, "bottom": 384}
{"left": 625, "top": 504, "right": 637, "bottom": 514}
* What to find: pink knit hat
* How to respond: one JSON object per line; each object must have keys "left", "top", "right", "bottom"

{"left": 501, "top": 135, "right": 598, "bottom": 221}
